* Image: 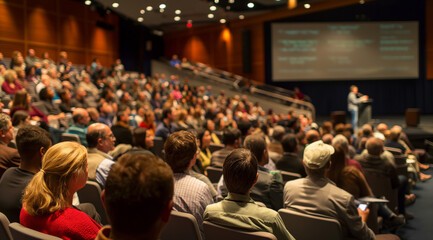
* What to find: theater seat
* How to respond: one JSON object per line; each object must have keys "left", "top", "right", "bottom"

{"left": 278, "top": 208, "right": 343, "bottom": 240}
{"left": 9, "top": 222, "right": 62, "bottom": 240}
{"left": 160, "top": 211, "right": 202, "bottom": 240}
{"left": 0, "top": 212, "right": 12, "bottom": 240}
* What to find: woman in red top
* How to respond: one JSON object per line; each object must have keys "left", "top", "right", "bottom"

{"left": 1, "top": 69, "right": 23, "bottom": 95}
{"left": 20, "top": 142, "right": 101, "bottom": 240}
{"left": 139, "top": 110, "right": 156, "bottom": 135}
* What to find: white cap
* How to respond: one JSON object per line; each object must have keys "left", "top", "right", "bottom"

{"left": 303, "top": 140, "right": 335, "bottom": 169}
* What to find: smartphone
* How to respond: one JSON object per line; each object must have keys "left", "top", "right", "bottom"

{"left": 358, "top": 203, "right": 368, "bottom": 211}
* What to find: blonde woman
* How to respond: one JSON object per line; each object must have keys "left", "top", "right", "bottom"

{"left": 20, "top": 142, "right": 101, "bottom": 240}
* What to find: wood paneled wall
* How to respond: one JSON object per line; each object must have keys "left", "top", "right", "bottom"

{"left": 165, "top": 0, "right": 432, "bottom": 82}
{"left": 0, "top": 0, "right": 119, "bottom": 67}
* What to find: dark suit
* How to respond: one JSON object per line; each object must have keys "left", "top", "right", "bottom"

{"left": 276, "top": 152, "right": 306, "bottom": 177}
{"left": 0, "top": 143, "right": 21, "bottom": 179}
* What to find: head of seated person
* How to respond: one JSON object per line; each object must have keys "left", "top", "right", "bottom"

{"left": 22, "top": 141, "right": 88, "bottom": 216}
{"left": 222, "top": 128, "right": 241, "bottom": 148}
{"left": 223, "top": 148, "right": 258, "bottom": 195}
{"left": 164, "top": 130, "right": 197, "bottom": 173}
{"left": 102, "top": 153, "right": 173, "bottom": 240}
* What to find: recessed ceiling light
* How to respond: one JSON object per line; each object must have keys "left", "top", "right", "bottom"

{"left": 174, "top": 16, "right": 181, "bottom": 21}
{"left": 112, "top": 2, "right": 119, "bottom": 8}
{"left": 229, "top": 0, "right": 234, "bottom": 3}
{"left": 146, "top": 6, "right": 153, "bottom": 11}
{"left": 137, "top": 17, "right": 143, "bottom": 22}
{"left": 214, "top": 0, "right": 219, "bottom": 3}
{"left": 359, "top": 0, "right": 365, "bottom": 4}
{"left": 239, "top": 15, "right": 245, "bottom": 20}
{"left": 304, "top": 3, "right": 311, "bottom": 9}
{"left": 84, "top": 0, "right": 91, "bottom": 5}
{"left": 220, "top": 18, "right": 226, "bottom": 24}
{"left": 208, "top": 13, "right": 214, "bottom": 19}
{"left": 159, "top": 4, "right": 166, "bottom": 9}
{"left": 175, "top": 9, "right": 181, "bottom": 14}
{"left": 210, "top": 6, "right": 217, "bottom": 11}
{"left": 159, "top": 9, "right": 164, "bottom": 13}
{"left": 247, "top": 2, "right": 254, "bottom": 8}
{"left": 140, "top": 9, "right": 145, "bottom": 14}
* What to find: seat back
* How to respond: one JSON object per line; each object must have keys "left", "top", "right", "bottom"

{"left": 209, "top": 144, "right": 224, "bottom": 153}
{"left": 61, "top": 133, "right": 80, "bottom": 143}
{"left": 393, "top": 155, "right": 409, "bottom": 176}
{"left": 0, "top": 212, "right": 12, "bottom": 240}
{"left": 151, "top": 137, "right": 165, "bottom": 159}
{"left": 206, "top": 166, "right": 223, "bottom": 183}
{"left": 203, "top": 221, "right": 277, "bottom": 240}
{"left": 76, "top": 181, "right": 109, "bottom": 225}
{"left": 9, "top": 222, "right": 62, "bottom": 240}
{"left": 280, "top": 171, "right": 301, "bottom": 183}
{"left": 278, "top": 209, "right": 343, "bottom": 240}
{"left": 384, "top": 147, "right": 403, "bottom": 155}
{"left": 160, "top": 211, "right": 202, "bottom": 240}
{"left": 363, "top": 170, "right": 398, "bottom": 212}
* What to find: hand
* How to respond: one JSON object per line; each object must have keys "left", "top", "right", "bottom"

{"left": 357, "top": 207, "right": 370, "bottom": 223}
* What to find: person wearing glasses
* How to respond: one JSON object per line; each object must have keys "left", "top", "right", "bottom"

{"left": 86, "top": 123, "right": 116, "bottom": 188}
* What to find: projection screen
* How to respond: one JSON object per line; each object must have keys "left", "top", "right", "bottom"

{"left": 271, "top": 21, "right": 419, "bottom": 81}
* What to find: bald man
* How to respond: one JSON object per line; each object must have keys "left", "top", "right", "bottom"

{"left": 86, "top": 123, "right": 116, "bottom": 188}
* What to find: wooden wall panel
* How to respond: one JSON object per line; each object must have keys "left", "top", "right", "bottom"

{"left": 64, "top": 49, "right": 86, "bottom": 65}
{"left": 0, "top": 41, "right": 25, "bottom": 57}
{"left": 27, "top": 9, "right": 58, "bottom": 45}
{"left": 59, "top": 0, "right": 85, "bottom": 17}
{"left": 0, "top": 0, "right": 119, "bottom": 67}
{"left": 27, "top": 0, "right": 57, "bottom": 13}
{"left": 0, "top": 4, "right": 25, "bottom": 40}
{"left": 60, "top": 16, "right": 86, "bottom": 49}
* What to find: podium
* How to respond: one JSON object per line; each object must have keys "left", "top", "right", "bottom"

{"left": 358, "top": 99, "right": 373, "bottom": 127}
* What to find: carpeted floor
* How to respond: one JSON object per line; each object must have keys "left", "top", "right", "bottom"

{"left": 395, "top": 167, "right": 433, "bottom": 240}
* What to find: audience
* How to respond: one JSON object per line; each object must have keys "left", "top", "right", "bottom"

{"left": 283, "top": 140, "right": 399, "bottom": 240}
{"left": 204, "top": 148, "right": 295, "bottom": 240}
{"left": 20, "top": 142, "right": 101, "bottom": 239}
{"left": 0, "top": 113, "right": 20, "bottom": 178}
{"left": 210, "top": 128, "right": 241, "bottom": 168}
{"left": 66, "top": 108, "right": 90, "bottom": 146}
{"left": 277, "top": 133, "right": 306, "bottom": 177}
{"left": 164, "top": 130, "right": 214, "bottom": 234}
{"left": 98, "top": 153, "right": 173, "bottom": 240}
{"left": 86, "top": 123, "right": 115, "bottom": 188}
{"left": 0, "top": 125, "right": 51, "bottom": 222}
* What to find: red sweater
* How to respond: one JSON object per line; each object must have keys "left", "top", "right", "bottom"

{"left": 20, "top": 207, "right": 101, "bottom": 240}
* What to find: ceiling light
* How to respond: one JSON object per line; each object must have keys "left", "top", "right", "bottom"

{"left": 159, "top": 4, "right": 166, "bottom": 9}
{"left": 239, "top": 15, "right": 245, "bottom": 20}
{"left": 174, "top": 16, "right": 181, "bottom": 21}
{"left": 159, "top": 8, "right": 164, "bottom": 13}
{"left": 112, "top": 2, "right": 119, "bottom": 8}
{"left": 226, "top": 6, "right": 231, "bottom": 10}
{"left": 175, "top": 9, "right": 181, "bottom": 14}
{"left": 84, "top": 0, "right": 91, "bottom": 6}
{"left": 210, "top": 6, "right": 217, "bottom": 11}
{"left": 140, "top": 9, "right": 145, "bottom": 14}
{"left": 247, "top": 2, "right": 254, "bottom": 8}
{"left": 214, "top": 0, "right": 219, "bottom": 3}
{"left": 208, "top": 13, "right": 214, "bottom": 19}
{"left": 220, "top": 19, "right": 226, "bottom": 24}
{"left": 304, "top": 3, "right": 311, "bottom": 9}
{"left": 146, "top": 6, "right": 153, "bottom": 11}
{"left": 359, "top": 0, "right": 365, "bottom": 4}
{"left": 137, "top": 17, "right": 143, "bottom": 22}
{"left": 229, "top": 0, "right": 234, "bottom": 3}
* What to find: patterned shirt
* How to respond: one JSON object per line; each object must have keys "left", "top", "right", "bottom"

{"left": 173, "top": 173, "right": 214, "bottom": 232}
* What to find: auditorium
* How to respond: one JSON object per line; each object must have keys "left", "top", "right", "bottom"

{"left": 0, "top": 0, "right": 432, "bottom": 239}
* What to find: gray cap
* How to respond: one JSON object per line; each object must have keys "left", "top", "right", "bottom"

{"left": 303, "top": 140, "right": 335, "bottom": 169}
